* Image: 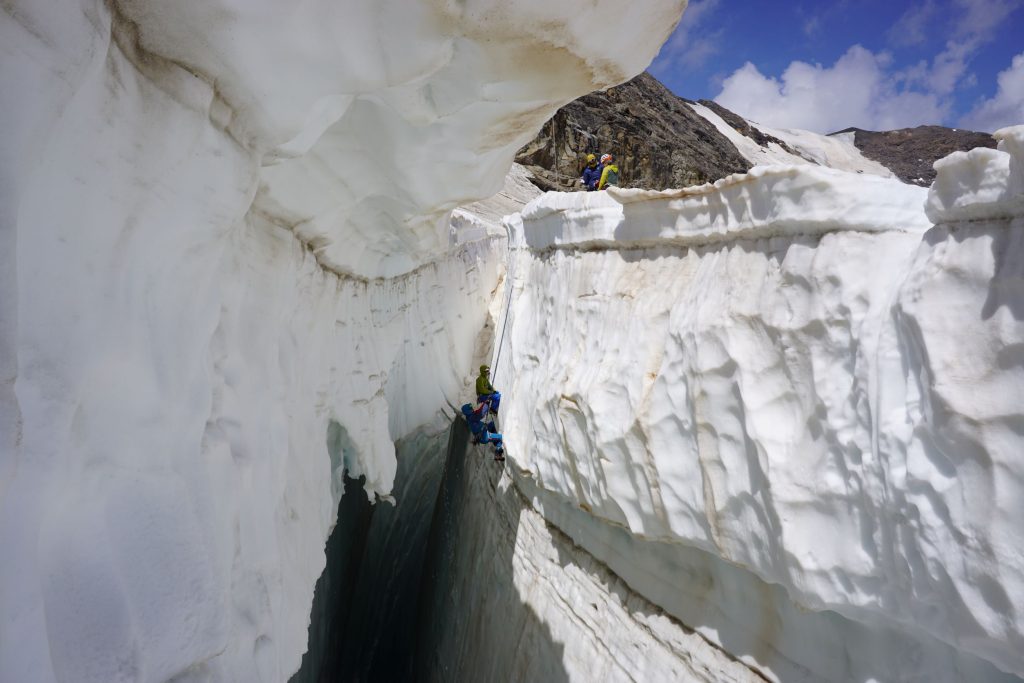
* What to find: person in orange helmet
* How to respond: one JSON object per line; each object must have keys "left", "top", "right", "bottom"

{"left": 598, "top": 153, "right": 620, "bottom": 190}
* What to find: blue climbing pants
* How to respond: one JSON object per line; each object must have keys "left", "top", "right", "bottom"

{"left": 477, "top": 391, "right": 501, "bottom": 413}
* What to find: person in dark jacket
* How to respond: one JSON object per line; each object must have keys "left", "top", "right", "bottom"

{"left": 462, "top": 402, "right": 505, "bottom": 461}
{"left": 475, "top": 364, "right": 500, "bottom": 414}
{"left": 581, "top": 154, "right": 604, "bottom": 191}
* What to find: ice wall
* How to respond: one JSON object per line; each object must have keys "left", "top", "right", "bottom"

{"left": 112, "top": 0, "right": 686, "bottom": 279}
{"left": 0, "top": 0, "right": 685, "bottom": 680}
{"left": 498, "top": 132, "right": 1024, "bottom": 680}
{"left": 415, "top": 420, "right": 763, "bottom": 682}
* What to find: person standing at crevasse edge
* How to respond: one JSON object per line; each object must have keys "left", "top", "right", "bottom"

{"left": 598, "top": 153, "right": 619, "bottom": 190}
{"left": 475, "top": 364, "right": 500, "bottom": 415}
{"left": 581, "top": 153, "right": 604, "bottom": 191}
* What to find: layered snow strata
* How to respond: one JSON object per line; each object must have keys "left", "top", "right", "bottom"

{"left": 498, "top": 157, "right": 1024, "bottom": 679}
{"left": 1, "top": 0, "right": 681, "bottom": 679}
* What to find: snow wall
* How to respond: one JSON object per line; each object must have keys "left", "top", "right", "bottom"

{"left": 5, "top": 0, "right": 1023, "bottom": 681}
{"left": 496, "top": 130, "right": 1024, "bottom": 681}
{"left": 0, "top": 0, "right": 685, "bottom": 681}
{"left": 414, "top": 414, "right": 765, "bottom": 682}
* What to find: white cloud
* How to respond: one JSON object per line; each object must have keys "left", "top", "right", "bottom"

{"left": 796, "top": 0, "right": 853, "bottom": 39}
{"left": 921, "top": 0, "right": 1022, "bottom": 95}
{"left": 712, "top": 0, "right": 1023, "bottom": 133}
{"left": 961, "top": 52, "right": 1024, "bottom": 131}
{"left": 952, "top": 0, "right": 1021, "bottom": 39}
{"left": 801, "top": 15, "right": 822, "bottom": 38}
{"left": 714, "top": 46, "right": 947, "bottom": 133}
{"left": 927, "top": 40, "right": 973, "bottom": 95}
{"left": 887, "top": 0, "right": 939, "bottom": 47}
{"left": 650, "top": 0, "right": 723, "bottom": 72}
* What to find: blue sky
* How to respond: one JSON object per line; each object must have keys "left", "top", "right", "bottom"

{"left": 649, "top": 0, "right": 1024, "bottom": 133}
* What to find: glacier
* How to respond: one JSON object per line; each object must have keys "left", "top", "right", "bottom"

{"left": 497, "top": 127, "right": 1024, "bottom": 680}
{"left": 3, "top": 0, "right": 1024, "bottom": 682}
{"left": 0, "top": 0, "right": 682, "bottom": 680}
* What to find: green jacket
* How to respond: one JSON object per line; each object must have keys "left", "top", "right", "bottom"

{"left": 598, "top": 163, "right": 620, "bottom": 189}
{"left": 476, "top": 373, "right": 495, "bottom": 395}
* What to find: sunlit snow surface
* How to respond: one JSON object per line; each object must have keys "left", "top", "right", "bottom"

{"left": 499, "top": 129, "right": 1024, "bottom": 681}
{"left": 689, "top": 102, "right": 896, "bottom": 177}
{"left": 0, "top": 0, "right": 682, "bottom": 680}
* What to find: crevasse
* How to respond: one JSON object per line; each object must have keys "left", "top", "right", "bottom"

{"left": 0, "top": 0, "right": 682, "bottom": 680}
{"left": 3, "top": 1, "right": 1024, "bottom": 682}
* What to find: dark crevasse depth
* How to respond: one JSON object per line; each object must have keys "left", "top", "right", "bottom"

{"left": 291, "top": 425, "right": 449, "bottom": 682}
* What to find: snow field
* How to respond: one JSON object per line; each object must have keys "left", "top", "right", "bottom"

{"left": 688, "top": 102, "right": 895, "bottom": 178}
{"left": 688, "top": 101, "right": 895, "bottom": 177}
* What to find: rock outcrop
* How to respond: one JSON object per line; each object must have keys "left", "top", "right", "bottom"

{"left": 830, "top": 125, "right": 997, "bottom": 186}
{"left": 516, "top": 72, "right": 752, "bottom": 191}
{"left": 520, "top": 71, "right": 999, "bottom": 191}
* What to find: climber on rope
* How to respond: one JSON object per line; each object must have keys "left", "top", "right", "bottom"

{"left": 461, "top": 402, "right": 505, "bottom": 461}
{"left": 598, "top": 153, "right": 619, "bottom": 190}
{"left": 581, "top": 153, "right": 604, "bottom": 191}
{"left": 475, "top": 364, "right": 500, "bottom": 415}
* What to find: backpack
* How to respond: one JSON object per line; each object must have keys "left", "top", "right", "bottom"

{"left": 604, "top": 166, "right": 619, "bottom": 187}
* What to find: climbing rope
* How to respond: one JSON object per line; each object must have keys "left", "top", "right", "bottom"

{"left": 490, "top": 238, "right": 516, "bottom": 386}
{"left": 487, "top": 236, "right": 519, "bottom": 435}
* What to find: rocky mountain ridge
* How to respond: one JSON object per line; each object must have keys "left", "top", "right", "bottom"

{"left": 829, "top": 125, "right": 997, "bottom": 186}
{"left": 515, "top": 72, "right": 751, "bottom": 191}
{"left": 518, "top": 72, "right": 996, "bottom": 191}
